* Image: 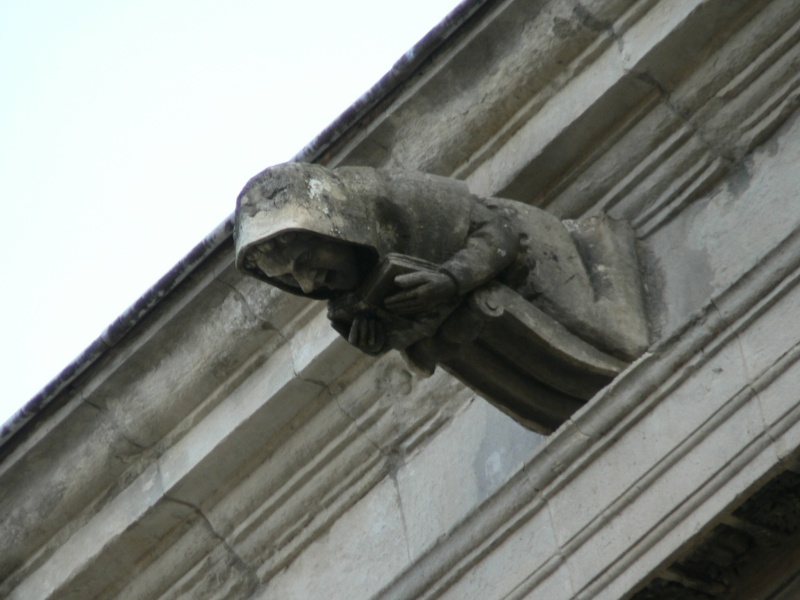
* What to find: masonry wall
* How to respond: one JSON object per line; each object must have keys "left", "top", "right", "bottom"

{"left": 2, "top": 1, "right": 800, "bottom": 599}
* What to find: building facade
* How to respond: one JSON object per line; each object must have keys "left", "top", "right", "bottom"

{"left": 3, "top": 1, "right": 800, "bottom": 598}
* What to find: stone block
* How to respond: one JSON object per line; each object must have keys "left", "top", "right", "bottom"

{"left": 397, "top": 399, "right": 543, "bottom": 559}
{"left": 161, "top": 344, "right": 323, "bottom": 508}
{"left": 756, "top": 357, "right": 800, "bottom": 461}
{"left": 290, "top": 308, "right": 364, "bottom": 385}
{"left": 257, "top": 477, "right": 409, "bottom": 599}
{"left": 548, "top": 336, "right": 749, "bottom": 548}
{"left": 438, "top": 506, "right": 562, "bottom": 600}
{"left": 736, "top": 282, "right": 800, "bottom": 379}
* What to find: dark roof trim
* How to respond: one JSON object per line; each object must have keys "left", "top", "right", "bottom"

{"left": 1, "top": 0, "right": 494, "bottom": 449}
{"left": 292, "top": 0, "right": 494, "bottom": 164}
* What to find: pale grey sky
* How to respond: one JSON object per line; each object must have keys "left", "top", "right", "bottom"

{"left": 0, "top": 0, "right": 461, "bottom": 424}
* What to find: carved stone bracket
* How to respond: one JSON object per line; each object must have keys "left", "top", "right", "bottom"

{"left": 438, "top": 283, "right": 628, "bottom": 433}
{"left": 234, "top": 163, "right": 650, "bottom": 433}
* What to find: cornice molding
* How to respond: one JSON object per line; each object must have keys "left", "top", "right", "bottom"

{"left": 375, "top": 221, "right": 800, "bottom": 600}
{"left": 2, "top": 0, "right": 800, "bottom": 598}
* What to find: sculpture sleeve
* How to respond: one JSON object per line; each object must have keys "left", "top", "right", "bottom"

{"left": 438, "top": 201, "right": 520, "bottom": 295}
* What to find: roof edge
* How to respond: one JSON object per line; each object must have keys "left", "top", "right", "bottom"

{"left": 1, "top": 0, "right": 494, "bottom": 449}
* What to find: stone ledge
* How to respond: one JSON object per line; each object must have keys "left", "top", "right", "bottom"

{"left": 372, "top": 223, "right": 800, "bottom": 599}
{"left": 2, "top": 1, "right": 799, "bottom": 598}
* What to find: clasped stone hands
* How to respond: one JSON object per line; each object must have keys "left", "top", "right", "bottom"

{"left": 348, "top": 270, "right": 458, "bottom": 354}
{"left": 384, "top": 271, "right": 457, "bottom": 315}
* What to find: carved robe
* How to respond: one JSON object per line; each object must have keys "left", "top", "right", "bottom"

{"left": 235, "top": 163, "right": 648, "bottom": 432}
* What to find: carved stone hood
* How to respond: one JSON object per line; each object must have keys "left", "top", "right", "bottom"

{"left": 234, "top": 162, "right": 475, "bottom": 296}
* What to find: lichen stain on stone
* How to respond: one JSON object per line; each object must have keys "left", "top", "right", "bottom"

{"left": 725, "top": 160, "right": 753, "bottom": 198}
{"left": 308, "top": 178, "right": 324, "bottom": 200}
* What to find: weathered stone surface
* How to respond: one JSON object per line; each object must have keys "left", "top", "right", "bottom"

{"left": 4, "top": 1, "right": 800, "bottom": 599}
{"left": 235, "top": 163, "right": 649, "bottom": 431}
{"left": 646, "top": 110, "right": 800, "bottom": 339}
{"left": 260, "top": 398, "right": 542, "bottom": 600}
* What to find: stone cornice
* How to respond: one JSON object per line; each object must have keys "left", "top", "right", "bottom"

{"left": 2, "top": 0, "right": 799, "bottom": 598}
{"left": 370, "top": 219, "right": 800, "bottom": 598}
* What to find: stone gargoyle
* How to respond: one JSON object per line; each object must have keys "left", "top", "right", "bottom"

{"left": 234, "top": 162, "right": 649, "bottom": 433}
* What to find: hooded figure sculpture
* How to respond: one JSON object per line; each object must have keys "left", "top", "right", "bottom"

{"left": 235, "top": 162, "right": 648, "bottom": 433}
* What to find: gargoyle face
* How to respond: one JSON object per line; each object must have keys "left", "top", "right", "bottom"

{"left": 251, "top": 232, "right": 361, "bottom": 294}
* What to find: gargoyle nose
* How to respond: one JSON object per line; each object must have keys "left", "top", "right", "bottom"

{"left": 294, "top": 272, "right": 317, "bottom": 294}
